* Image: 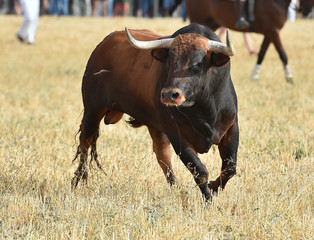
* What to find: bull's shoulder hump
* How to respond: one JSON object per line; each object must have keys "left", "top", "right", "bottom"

{"left": 129, "top": 29, "right": 164, "bottom": 41}
{"left": 109, "top": 29, "right": 165, "bottom": 41}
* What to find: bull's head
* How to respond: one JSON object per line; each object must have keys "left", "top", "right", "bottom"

{"left": 125, "top": 27, "right": 235, "bottom": 107}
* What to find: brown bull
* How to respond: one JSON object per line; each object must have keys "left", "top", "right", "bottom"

{"left": 72, "top": 24, "right": 239, "bottom": 201}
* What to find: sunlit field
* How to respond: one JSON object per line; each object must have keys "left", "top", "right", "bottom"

{"left": 0, "top": 15, "right": 313, "bottom": 239}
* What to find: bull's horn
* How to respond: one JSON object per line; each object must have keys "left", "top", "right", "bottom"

{"left": 226, "top": 29, "right": 236, "bottom": 56}
{"left": 125, "top": 27, "right": 174, "bottom": 49}
{"left": 207, "top": 29, "right": 236, "bottom": 56}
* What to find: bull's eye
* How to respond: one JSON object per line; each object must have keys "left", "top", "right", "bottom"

{"left": 190, "top": 62, "right": 203, "bottom": 74}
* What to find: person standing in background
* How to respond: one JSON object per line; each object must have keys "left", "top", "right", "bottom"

{"left": 70, "top": 0, "right": 92, "bottom": 16}
{"left": 181, "top": 0, "right": 187, "bottom": 21}
{"left": 49, "top": 0, "right": 68, "bottom": 15}
{"left": 48, "top": 0, "right": 58, "bottom": 15}
{"left": 59, "top": 0, "right": 69, "bottom": 15}
{"left": 92, "top": 0, "right": 113, "bottom": 17}
{"left": 107, "top": 0, "right": 113, "bottom": 17}
{"left": 92, "top": 0, "right": 106, "bottom": 16}
{"left": 137, "top": 0, "right": 153, "bottom": 17}
{"left": 17, "top": 0, "right": 42, "bottom": 44}
{"left": 0, "top": 0, "right": 22, "bottom": 14}
{"left": 113, "top": 0, "right": 129, "bottom": 16}
{"left": 162, "top": 0, "right": 172, "bottom": 16}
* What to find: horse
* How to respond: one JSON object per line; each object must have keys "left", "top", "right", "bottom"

{"left": 171, "top": 0, "right": 302, "bottom": 83}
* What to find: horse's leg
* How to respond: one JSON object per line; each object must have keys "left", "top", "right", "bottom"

{"left": 251, "top": 36, "right": 270, "bottom": 80}
{"left": 148, "top": 127, "right": 176, "bottom": 185}
{"left": 208, "top": 120, "right": 239, "bottom": 193}
{"left": 270, "top": 29, "right": 293, "bottom": 83}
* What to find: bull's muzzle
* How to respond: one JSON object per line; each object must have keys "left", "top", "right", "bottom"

{"left": 161, "top": 88, "right": 186, "bottom": 106}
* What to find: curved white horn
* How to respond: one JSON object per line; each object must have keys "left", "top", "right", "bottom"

{"left": 207, "top": 29, "right": 236, "bottom": 56}
{"left": 125, "top": 27, "right": 174, "bottom": 50}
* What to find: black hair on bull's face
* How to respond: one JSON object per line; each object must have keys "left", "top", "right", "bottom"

{"left": 164, "top": 34, "right": 209, "bottom": 106}
{"left": 171, "top": 23, "right": 221, "bottom": 42}
{"left": 153, "top": 24, "right": 230, "bottom": 107}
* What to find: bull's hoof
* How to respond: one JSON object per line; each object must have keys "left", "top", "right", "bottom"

{"left": 71, "top": 176, "right": 79, "bottom": 190}
{"left": 167, "top": 175, "right": 176, "bottom": 187}
{"left": 208, "top": 181, "right": 220, "bottom": 194}
{"left": 71, "top": 170, "right": 88, "bottom": 190}
{"left": 199, "top": 183, "right": 213, "bottom": 202}
{"left": 203, "top": 194, "right": 213, "bottom": 202}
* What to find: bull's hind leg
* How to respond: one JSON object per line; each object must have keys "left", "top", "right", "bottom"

{"left": 148, "top": 127, "right": 176, "bottom": 185}
{"left": 208, "top": 121, "right": 239, "bottom": 193}
{"left": 72, "top": 108, "right": 123, "bottom": 189}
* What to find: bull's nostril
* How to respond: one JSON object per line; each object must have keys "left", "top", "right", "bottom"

{"left": 161, "top": 89, "right": 182, "bottom": 105}
{"left": 171, "top": 92, "right": 179, "bottom": 101}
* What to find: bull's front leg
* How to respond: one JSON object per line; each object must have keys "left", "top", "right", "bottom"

{"left": 148, "top": 127, "right": 176, "bottom": 185}
{"left": 170, "top": 139, "right": 212, "bottom": 201}
{"left": 209, "top": 121, "right": 239, "bottom": 193}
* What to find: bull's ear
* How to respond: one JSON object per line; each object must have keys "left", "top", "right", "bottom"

{"left": 209, "top": 52, "right": 230, "bottom": 67}
{"left": 151, "top": 49, "right": 169, "bottom": 62}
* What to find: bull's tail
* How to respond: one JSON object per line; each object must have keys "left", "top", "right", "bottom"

{"left": 71, "top": 128, "right": 106, "bottom": 190}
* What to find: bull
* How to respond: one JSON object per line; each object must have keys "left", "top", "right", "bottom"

{"left": 72, "top": 24, "right": 239, "bottom": 201}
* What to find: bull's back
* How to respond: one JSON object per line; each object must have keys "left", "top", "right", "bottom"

{"left": 85, "top": 30, "right": 156, "bottom": 77}
{"left": 82, "top": 30, "right": 164, "bottom": 124}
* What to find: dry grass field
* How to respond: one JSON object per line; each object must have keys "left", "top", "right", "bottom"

{"left": 0, "top": 15, "right": 313, "bottom": 239}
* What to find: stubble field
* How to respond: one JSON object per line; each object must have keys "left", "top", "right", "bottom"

{"left": 0, "top": 16, "right": 313, "bottom": 239}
